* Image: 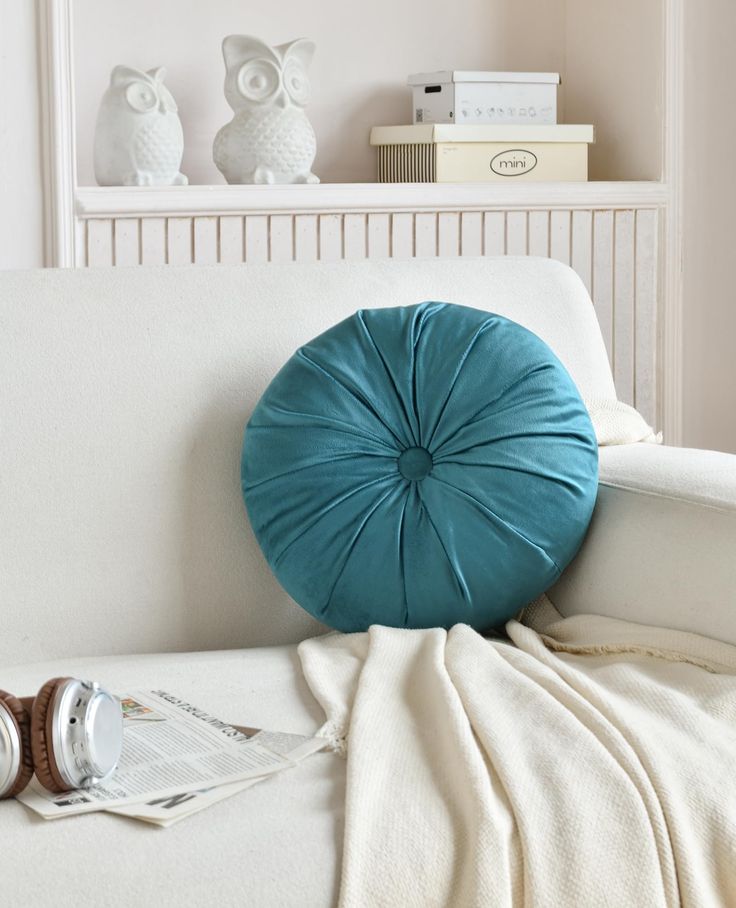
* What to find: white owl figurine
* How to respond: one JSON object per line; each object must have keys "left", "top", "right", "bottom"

{"left": 94, "top": 65, "right": 188, "bottom": 187}
{"left": 213, "top": 35, "right": 319, "bottom": 185}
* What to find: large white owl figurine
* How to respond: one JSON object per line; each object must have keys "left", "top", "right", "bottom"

{"left": 213, "top": 35, "right": 319, "bottom": 184}
{"left": 94, "top": 65, "right": 188, "bottom": 186}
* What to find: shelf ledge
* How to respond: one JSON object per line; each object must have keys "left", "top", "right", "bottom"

{"left": 76, "top": 181, "right": 669, "bottom": 218}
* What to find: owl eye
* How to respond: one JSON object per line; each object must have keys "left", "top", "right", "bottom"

{"left": 283, "top": 60, "right": 310, "bottom": 106}
{"left": 125, "top": 82, "right": 157, "bottom": 113}
{"left": 237, "top": 59, "right": 280, "bottom": 101}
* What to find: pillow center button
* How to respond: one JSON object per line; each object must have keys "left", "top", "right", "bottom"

{"left": 398, "top": 446, "right": 433, "bottom": 481}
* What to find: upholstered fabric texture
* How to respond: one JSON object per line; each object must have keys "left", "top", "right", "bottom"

{"left": 550, "top": 443, "right": 736, "bottom": 646}
{"left": 243, "top": 302, "right": 598, "bottom": 633}
{"left": 0, "top": 258, "right": 612, "bottom": 664}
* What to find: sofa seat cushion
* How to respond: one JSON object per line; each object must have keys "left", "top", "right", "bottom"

{"left": 0, "top": 645, "right": 343, "bottom": 908}
{"left": 243, "top": 302, "right": 599, "bottom": 633}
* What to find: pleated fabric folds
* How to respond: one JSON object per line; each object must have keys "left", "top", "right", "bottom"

{"left": 242, "top": 302, "right": 598, "bottom": 632}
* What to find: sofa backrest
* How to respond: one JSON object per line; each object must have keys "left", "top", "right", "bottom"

{"left": 0, "top": 256, "right": 615, "bottom": 664}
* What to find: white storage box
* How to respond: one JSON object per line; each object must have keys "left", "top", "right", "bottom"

{"left": 370, "top": 124, "right": 594, "bottom": 183}
{"left": 409, "top": 71, "right": 560, "bottom": 126}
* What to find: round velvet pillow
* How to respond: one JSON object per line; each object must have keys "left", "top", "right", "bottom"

{"left": 242, "top": 302, "right": 598, "bottom": 633}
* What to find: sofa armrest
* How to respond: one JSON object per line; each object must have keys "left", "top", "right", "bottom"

{"left": 548, "top": 444, "right": 736, "bottom": 646}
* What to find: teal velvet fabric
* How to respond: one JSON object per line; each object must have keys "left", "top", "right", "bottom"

{"left": 242, "top": 302, "right": 598, "bottom": 633}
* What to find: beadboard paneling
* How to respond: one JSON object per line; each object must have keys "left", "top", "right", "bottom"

{"left": 112, "top": 218, "right": 138, "bottom": 266}
{"left": 613, "top": 209, "right": 636, "bottom": 406}
{"left": 167, "top": 217, "right": 192, "bottom": 265}
{"left": 460, "top": 212, "right": 483, "bottom": 257}
{"left": 245, "top": 215, "right": 269, "bottom": 264}
{"left": 140, "top": 217, "right": 166, "bottom": 265}
{"left": 592, "top": 210, "right": 615, "bottom": 362}
{"left": 634, "top": 208, "right": 659, "bottom": 425}
{"left": 77, "top": 200, "right": 660, "bottom": 424}
{"left": 219, "top": 216, "right": 244, "bottom": 265}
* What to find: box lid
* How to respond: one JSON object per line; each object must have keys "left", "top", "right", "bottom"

{"left": 370, "top": 124, "right": 594, "bottom": 145}
{"left": 408, "top": 71, "right": 561, "bottom": 86}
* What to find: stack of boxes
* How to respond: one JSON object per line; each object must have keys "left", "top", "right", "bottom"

{"left": 370, "top": 71, "right": 594, "bottom": 183}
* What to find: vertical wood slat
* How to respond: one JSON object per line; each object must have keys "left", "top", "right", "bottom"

{"left": 391, "top": 213, "right": 414, "bottom": 259}
{"left": 549, "top": 210, "right": 571, "bottom": 263}
{"left": 167, "top": 217, "right": 192, "bottom": 265}
{"left": 438, "top": 212, "right": 460, "bottom": 257}
{"left": 294, "top": 214, "right": 318, "bottom": 262}
{"left": 319, "top": 214, "right": 342, "bottom": 261}
{"left": 86, "top": 219, "right": 113, "bottom": 267}
{"left": 269, "top": 215, "right": 293, "bottom": 262}
{"left": 483, "top": 211, "right": 505, "bottom": 256}
{"left": 75, "top": 221, "right": 88, "bottom": 267}
{"left": 635, "top": 208, "right": 658, "bottom": 426}
{"left": 343, "top": 214, "right": 366, "bottom": 260}
{"left": 140, "top": 217, "right": 166, "bottom": 265}
{"left": 613, "top": 210, "right": 636, "bottom": 405}
{"left": 506, "top": 211, "right": 527, "bottom": 256}
{"left": 414, "top": 212, "right": 437, "bottom": 258}
{"left": 593, "top": 210, "right": 615, "bottom": 365}
{"left": 368, "top": 213, "right": 390, "bottom": 259}
{"left": 460, "top": 212, "right": 482, "bottom": 256}
{"left": 527, "top": 211, "right": 549, "bottom": 258}
{"left": 193, "top": 217, "right": 218, "bottom": 265}
{"left": 219, "top": 216, "right": 244, "bottom": 264}
{"left": 245, "top": 215, "right": 268, "bottom": 263}
{"left": 114, "top": 218, "right": 140, "bottom": 266}
{"left": 571, "top": 210, "right": 593, "bottom": 294}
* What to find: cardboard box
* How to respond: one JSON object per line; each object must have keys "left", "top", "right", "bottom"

{"left": 408, "top": 71, "right": 560, "bottom": 126}
{"left": 370, "top": 124, "right": 594, "bottom": 183}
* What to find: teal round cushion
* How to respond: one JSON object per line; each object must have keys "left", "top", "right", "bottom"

{"left": 242, "top": 302, "right": 598, "bottom": 633}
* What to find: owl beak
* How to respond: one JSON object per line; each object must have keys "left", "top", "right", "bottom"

{"left": 275, "top": 93, "right": 289, "bottom": 109}
{"left": 158, "top": 100, "right": 167, "bottom": 113}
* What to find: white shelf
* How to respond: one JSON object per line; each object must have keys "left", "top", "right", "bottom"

{"left": 76, "top": 181, "right": 668, "bottom": 218}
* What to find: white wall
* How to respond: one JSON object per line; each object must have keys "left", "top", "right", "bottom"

{"left": 0, "top": 0, "right": 44, "bottom": 268}
{"left": 681, "top": 0, "right": 736, "bottom": 453}
{"left": 504, "top": 0, "right": 663, "bottom": 181}
{"left": 503, "top": 0, "right": 566, "bottom": 116}
{"left": 565, "top": 0, "right": 663, "bottom": 181}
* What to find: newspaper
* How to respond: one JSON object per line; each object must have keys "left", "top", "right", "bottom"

{"left": 17, "top": 690, "right": 298, "bottom": 820}
{"left": 108, "top": 728, "right": 325, "bottom": 827}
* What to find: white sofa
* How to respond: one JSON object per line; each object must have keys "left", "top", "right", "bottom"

{"left": 1, "top": 257, "right": 734, "bottom": 907}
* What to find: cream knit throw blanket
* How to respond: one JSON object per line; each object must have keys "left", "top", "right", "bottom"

{"left": 297, "top": 401, "right": 735, "bottom": 907}
{"left": 299, "top": 601, "right": 736, "bottom": 907}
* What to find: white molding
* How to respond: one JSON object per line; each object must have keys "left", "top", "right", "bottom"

{"left": 38, "top": 0, "right": 77, "bottom": 268}
{"left": 662, "top": 0, "right": 684, "bottom": 445}
{"left": 76, "top": 181, "right": 668, "bottom": 219}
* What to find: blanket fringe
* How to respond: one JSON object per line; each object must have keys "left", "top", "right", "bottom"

{"left": 315, "top": 719, "right": 348, "bottom": 756}
{"left": 538, "top": 634, "right": 723, "bottom": 674}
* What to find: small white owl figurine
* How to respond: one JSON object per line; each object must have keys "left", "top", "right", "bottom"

{"left": 94, "top": 65, "right": 188, "bottom": 186}
{"left": 213, "top": 35, "right": 319, "bottom": 185}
